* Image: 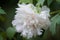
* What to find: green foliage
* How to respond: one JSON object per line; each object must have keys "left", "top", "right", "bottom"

{"left": 0, "top": 7, "right": 6, "bottom": 14}
{"left": 0, "top": 15, "right": 5, "bottom": 22}
{"left": 56, "top": 0, "right": 60, "bottom": 3}
{"left": 0, "top": 35, "right": 3, "bottom": 40}
{"left": 50, "top": 13, "right": 60, "bottom": 35}
{"left": 19, "top": 0, "right": 33, "bottom": 3}
{"left": 6, "top": 27, "right": 16, "bottom": 39}
{"left": 0, "top": 0, "right": 60, "bottom": 40}
{"left": 47, "top": 0, "right": 52, "bottom": 6}
{"left": 36, "top": 0, "right": 45, "bottom": 6}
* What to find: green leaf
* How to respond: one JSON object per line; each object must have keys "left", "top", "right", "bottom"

{"left": 36, "top": 0, "right": 45, "bottom": 6}
{"left": 0, "top": 35, "right": 3, "bottom": 40}
{"left": 6, "top": 27, "right": 16, "bottom": 39}
{"left": 0, "top": 15, "right": 5, "bottom": 22}
{"left": 19, "top": 0, "right": 33, "bottom": 3}
{"left": 56, "top": 0, "right": 60, "bottom": 3}
{"left": 50, "top": 13, "right": 60, "bottom": 35}
{"left": 47, "top": 0, "right": 52, "bottom": 6}
{"left": 0, "top": 7, "right": 6, "bottom": 14}
{"left": 50, "top": 22, "right": 56, "bottom": 35}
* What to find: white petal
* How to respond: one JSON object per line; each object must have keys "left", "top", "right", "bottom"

{"left": 41, "top": 6, "right": 50, "bottom": 12}
{"left": 15, "top": 25, "right": 24, "bottom": 32}
{"left": 12, "top": 4, "right": 50, "bottom": 39}
{"left": 18, "top": 3, "right": 26, "bottom": 8}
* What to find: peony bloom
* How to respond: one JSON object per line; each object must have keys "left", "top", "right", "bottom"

{"left": 12, "top": 4, "right": 50, "bottom": 39}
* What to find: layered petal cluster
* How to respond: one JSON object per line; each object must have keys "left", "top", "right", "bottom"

{"left": 12, "top": 4, "right": 50, "bottom": 39}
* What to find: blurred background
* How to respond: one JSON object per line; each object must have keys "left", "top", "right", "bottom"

{"left": 0, "top": 0, "right": 60, "bottom": 40}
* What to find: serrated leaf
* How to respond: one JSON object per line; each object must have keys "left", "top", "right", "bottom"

{"left": 47, "top": 0, "right": 52, "bottom": 6}
{"left": 0, "top": 7, "right": 6, "bottom": 14}
{"left": 6, "top": 27, "right": 16, "bottom": 39}
{"left": 19, "top": 0, "right": 33, "bottom": 3}
{"left": 36, "top": 0, "right": 45, "bottom": 6}
{"left": 50, "top": 13, "right": 60, "bottom": 35}
{"left": 0, "top": 35, "right": 3, "bottom": 40}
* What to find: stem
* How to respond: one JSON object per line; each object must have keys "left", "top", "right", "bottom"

{"left": 50, "top": 10, "right": 60, "bottom": 15}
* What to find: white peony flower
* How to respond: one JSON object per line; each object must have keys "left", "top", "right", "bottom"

{"left": 12, "top": 4, "right": 50, "bottom": 39}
